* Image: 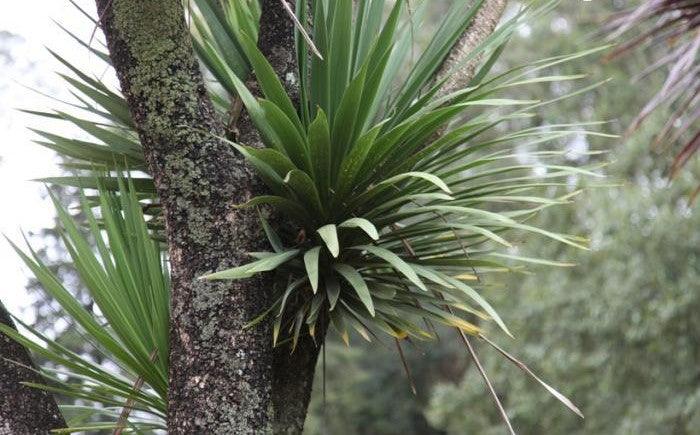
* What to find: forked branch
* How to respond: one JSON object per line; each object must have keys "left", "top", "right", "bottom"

{"left": 436, "top": 0, "right": 508, "bottom": 97}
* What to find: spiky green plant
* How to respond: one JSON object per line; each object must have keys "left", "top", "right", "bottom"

{"left": 4, "top": 0, "right": 615, "bottom": 431}
{"left": 1, "top": 179, "right": 168, "bottom": 433}
{"left": 196, "top": 5, "right": 603, "bottom": 343}
{"left": 193, "top": 0, "right": 605, "bottom": 421}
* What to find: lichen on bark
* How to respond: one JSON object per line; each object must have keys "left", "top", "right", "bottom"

{"left": 89, "top": 0, "right": 508, "bottom": 433}
{"left": 96, "top": 0, "right": 275, "bottom": 432}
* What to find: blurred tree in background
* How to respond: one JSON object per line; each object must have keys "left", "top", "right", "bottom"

{"left": 305, "top": 330, "right": 467, "bottom": 435}
{"left": 427, "top": 132, "right": 700, "bottom": 434}
{"left": 4, "top": 0, "right": 697, "bottom": 432}
{"left": 305, "top": 1, "right": 700, "bottom": 433}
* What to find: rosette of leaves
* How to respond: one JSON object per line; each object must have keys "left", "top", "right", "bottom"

{"left": 196, "top": 0, "right": 606, "bottom": 364}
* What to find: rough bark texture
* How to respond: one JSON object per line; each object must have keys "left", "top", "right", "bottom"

{"left": 436, "top": 0, "right": 508, "bottom": 97}
{"left": 253, "top": 3, "right": 328, "bottom": 434}
{"left": 90, "top": 0, "right": 505, "bottom": 432}
{"left": 95, "top": 0, "right": 274, "bottom": 432}
{"left": 272, "top": 317, "right": 328, "bottom": 434}
{"left": 95, "top": 0, "right": 322, "bottom": 433}
{"left": 0, "top": 302, "right": 66, "bottom": 434}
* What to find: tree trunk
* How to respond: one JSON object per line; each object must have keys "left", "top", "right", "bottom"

{"left": 272, "top": 318, "right": 328, "bottom": 434}
{"left": 436, "top": 0, "right": 507, "bottom": 96}
{"left": 0, "top": 301, "right": 66, "bottom": 434}
{"left": 95, "top": 0, "right": 323, "bottom": 432}
{"left": 95, "top": 0, "right": 274, "bottom": 432}
{"left": 92, "top": 0, "right": 507, "bottom": 432}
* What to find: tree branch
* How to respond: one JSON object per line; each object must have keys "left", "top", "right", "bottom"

{"left": 0, "top": 301, "right": 66, "bottom": 433}
{"left": 94, "top": 0, "right": 275, "bottom": 432}
{"left": 436, "top": 0, "right": 507, "bottom": 97}
{"left": 252, "top": 3, "right": 330, "bottom": 433}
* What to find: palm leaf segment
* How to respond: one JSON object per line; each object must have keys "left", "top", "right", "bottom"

{"left": 1, "top": 179, "right": 169, "bottom": 432}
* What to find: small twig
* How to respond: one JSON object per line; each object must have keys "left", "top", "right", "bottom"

{"left": 389, "top": 224, "right": 439, "bottom": 338}
{"left": 114, "top": 349, "right": 158, "bottom": 435}
{"left": 392, "top": 223, "right": 418, "bottom": 258}
{"left": 478, "top": 334, "right": 584, "bottom": 419}
{"left": 391, "top": 189, "right": 484, "bottom": 282}
{"left": 278, "top": 0, "right": 324, "bottom": 60}
{"left": 394, "top": 338, "right": 418, "bottom": 395}
{"left": 457, "top": 330, "right": 516, "bottom": 435}
{"left": 91, "top": 0, "right": 114, "bottom": 50}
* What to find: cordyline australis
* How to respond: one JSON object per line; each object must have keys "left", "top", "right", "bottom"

{"left": 605, "top": 0, "right": 700, "bottom": 200}
{"left": 0, "top": 0, "right": 608, "bottom": 433}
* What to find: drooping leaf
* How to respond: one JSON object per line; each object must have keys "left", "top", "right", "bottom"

{"left": 317, "top": 224, "right": 340, "bottom": 258}
{"left": 304, "top": 246, "right": 322, "bottom": 293}
{"left": 201, "top": 250, "right": 300, "bottom": 280}
{"left": 334, "top": 264, "right": 375, "bottom": 316}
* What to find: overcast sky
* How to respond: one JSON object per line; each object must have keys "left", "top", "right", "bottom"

{"left": 0, "top": 0, "right": 99, "bottom": 321}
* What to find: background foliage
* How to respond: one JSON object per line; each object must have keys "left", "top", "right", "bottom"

{"left": 304, "top": 1, "right": 700, "bottom": 434}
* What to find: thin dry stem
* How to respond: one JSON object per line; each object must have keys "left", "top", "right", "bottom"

{"left": 394, "top": 338, "right": 418, "bottom": 396}
{"left": 391, "top": 220, "right": 515, "bottom": 434}
{"left": 114, "top": 349, "right": 158, "bottom": 435}
{"left": 279, "top": 0, "right": 324, "bottom": 60}
{"left": 457, "top": 330, "right": 516, "bottom": 435}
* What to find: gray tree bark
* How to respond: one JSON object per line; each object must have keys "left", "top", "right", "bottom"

{"left": 89, "top": 0, "right": 506, "bottom": 433}
{"left": 436, "top": 0, "right": 507, "bottom": 97}
{"left": 94, "top": 0, "right": 322, "bottom": 433}
{"left": 0, "top": 301, "right": 66, "bottom": 434}
{"left": 95, "top": 0, "right": 274, "bottom": 432}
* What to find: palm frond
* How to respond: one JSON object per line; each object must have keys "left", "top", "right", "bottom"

{"left": 605, "top": 0, "right": 700, "bottom": 178}
{"left": 1, "top": 178, "right": 168, "bottom": 432}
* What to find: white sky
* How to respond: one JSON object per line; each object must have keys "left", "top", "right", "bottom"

{"left": 0, "top": 0, "right": 100, "bottom": 321}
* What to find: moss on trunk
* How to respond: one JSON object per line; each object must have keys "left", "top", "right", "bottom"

{"left": 95, "top": 0, "right": 324, "bottom": 433}
{"left": 96, "top": 0, "right": 274, "bottom": 432}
